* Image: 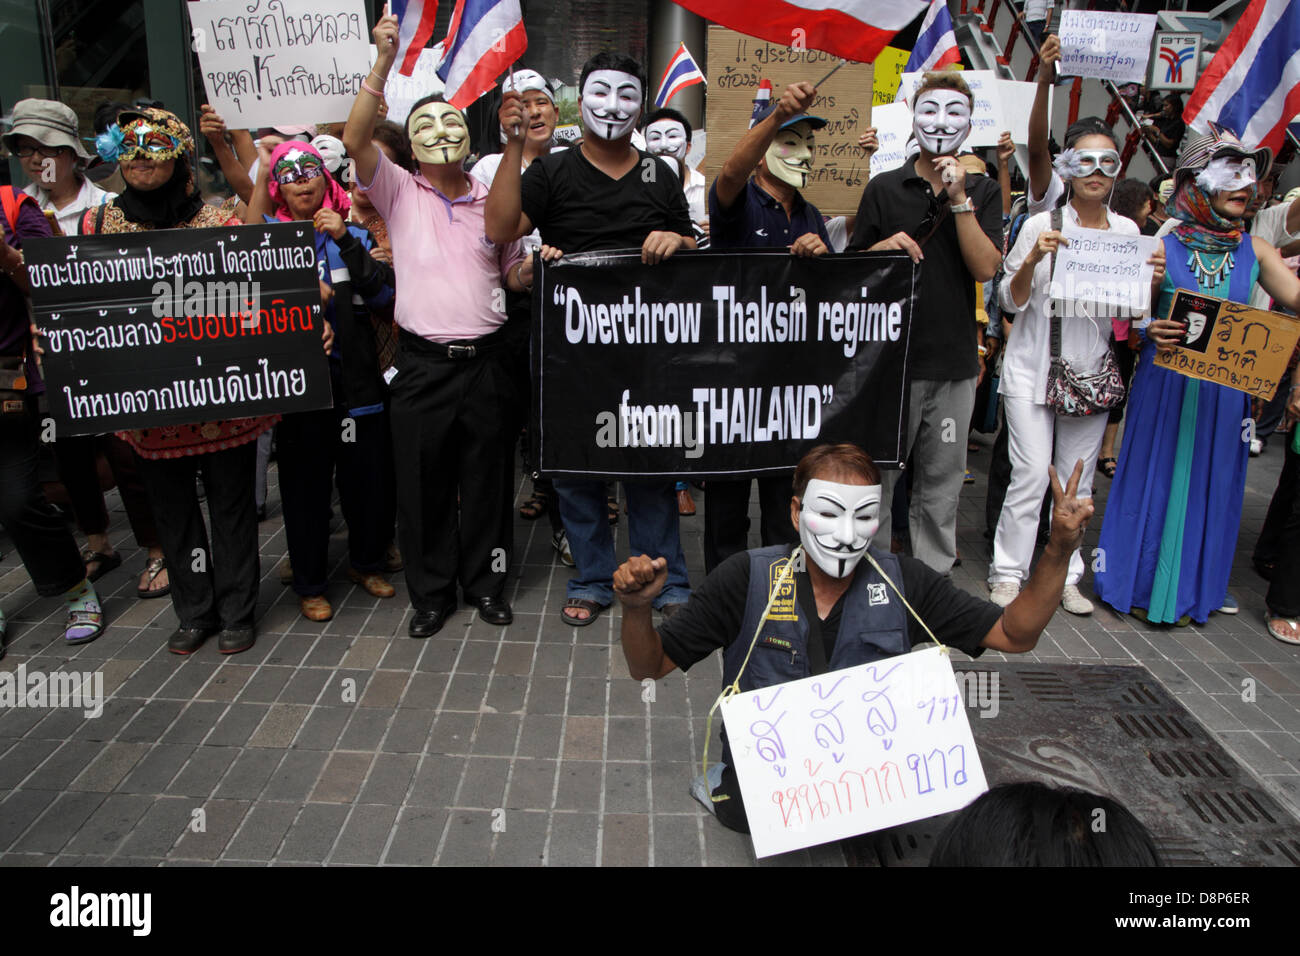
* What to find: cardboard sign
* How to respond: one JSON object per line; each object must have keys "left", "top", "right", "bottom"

{"left": 868, "top": 102, "right": 911, "bottom": 176}
{"left": 1149, "top": 32, "right": 1202, "bottom": 92}
{"left": 370, "top": 43, "right": 445, "bottom": 126}
{"left": 704, "top": 25, "right": 876, "bottom": 216}
{"left": 721, "top": 646, "right": 989, "bottom": 858}
{"left": 895, "top": 71, "right": 1046, "bottom": 147}
{"left": 1058, "top": 10, "right": 1158, "bottom": 84}
{"left": 1050, "top": 227, "right": 1161, "bottom": 320}
{"left": 189, "top": 0, "right": 370, "bottom": 130}
{"left": 1154, "top": 292, "right": 1300, "bottom": 401}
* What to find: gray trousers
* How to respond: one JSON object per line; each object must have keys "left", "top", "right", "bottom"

{"left": 872, "top": 376, "right": 978, "bottom": 573}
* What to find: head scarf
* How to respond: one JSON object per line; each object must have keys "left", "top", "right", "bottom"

{"left": 265, "top": 140, "right": 350, "bottom": 223}
{"left": 1166, "top": 176, "right": 1251, "bottom": 254}
{"left": 113, "top": 107, "right": 204, "bottom": 228}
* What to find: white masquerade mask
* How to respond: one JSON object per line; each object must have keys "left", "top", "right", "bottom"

{"left": 1196, "top": 156, "right": 1257, "bottom": 194}
{"left": 409, "top": 101, "right": 469, "bottom": 165}
{"left": 764, "top": 121, "right": 815, "bottom": 189}
{"left": 645, "top": 119, "right": 688, "bottom": 161}
{"left": 581, "top": 69, "right": 642, "bottom": 141}
{"left": 798, "top": 478, "right": 881, "bottom": 578}
{"left": 912, "top": 88, "right": 972, "bottom": 156}
{"left": 1053, "top": 147, "right": 1121, "bottom": 180}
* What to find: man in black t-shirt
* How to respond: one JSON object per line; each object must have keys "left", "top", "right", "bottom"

{"left": 486, "top": 52, "right": 697, "bottom": 628}
{"left": 612, "top": 443, "right": 1094, "bottom": 834}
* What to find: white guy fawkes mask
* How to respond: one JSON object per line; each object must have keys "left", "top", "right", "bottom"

{"left": 1185, "top": 311, "right": 1208, "bottom": 341}
{"left": 798, "top": 478, "right": 882, "bottom": 578}
{"left": 581, "top": 70, "right": 642, "bottom": 141}
{"left": 645, "top": 119, "right": 689, "bottom": 161}
{"left": 764, "top": 121, "right": 815, "bottom": 189}
{"left": 409, "top": 101, "right": 470, "bottom": 165}
{"left": 912, "top": 88, "right": 972, "bottom": 156}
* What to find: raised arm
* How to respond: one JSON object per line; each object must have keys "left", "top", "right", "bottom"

{"left": 341, "top": 13, "right": 397, "bottom": 187}
{"left": 1027, "top": 35, "right": 1059, "bottom": 205}
{"left": 715, "top": 81, "right": 816, "bottom": 210}
{"left": 613, "top": 555, "right": 678, "bottom": 680}
{"left": 1254, "top": 235, "right": 1300, "bottom": 314}
{"left": 245, "top": 140, "right": 274, "bottom": 225}
{"left": 484, "top": 91, "right": 534, "bottom": 243}
{"left": 199, "top": 105, "right": 254, "bottom": 203}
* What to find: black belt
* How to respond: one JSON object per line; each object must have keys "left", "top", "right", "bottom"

{"left": 399, "top": 327, "right": 506, "bottom": 360}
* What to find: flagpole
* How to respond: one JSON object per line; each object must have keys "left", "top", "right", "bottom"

{"left": 813, "top": 59, "right": 848, "bottom": 88}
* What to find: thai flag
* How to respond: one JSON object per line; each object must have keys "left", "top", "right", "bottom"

{"left": 672, "top": 0, "right": 929, "bottom": 63}
{"left": 654, "top": 43, "right": 706, "bottom": 108}
{"left": 1183, "top": 0, "right": 1300, "bottom": 153}
{"left": 436, "top": 0, "right": 528, "bottom": 110}
{"left": 391, "top": 0, "right": 441, "bottom": 78}
{"left": 749, "top": 79, "right": 773, "bottom": 128}
{"left": 905, "top": 0, "right": 961, "bottom": 73}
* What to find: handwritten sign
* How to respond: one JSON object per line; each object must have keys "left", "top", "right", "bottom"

{"left": 1150, "top": 32, "right": 1201, "bottom": 92}
{"left": 894, "top": 71, "right": 1044, "bottom": 147}
{"left": 1058, "top": 10, "right": 1157, "bottom": 84}
{"left": 188, "top": 0, "right": 370, "bottom": 130}
{"left": 1154, "top": 292, "right": 1300, "bottom": 401}
{"left": 721, "top": 646, "right": 989, "bottom": 858}
{"left": 704, "top": 25, "right": 875, "bottom": 216}
{"left": 871, "top": 46, "right": 913, "bottom": 108}
{"left": 869, "top": 102, "right": 912, "bottom": 176}
{"left": 370, "top": 43, "right": 444, "bottom": 126}
{"left": 1050, "top": 226, "right": 1160, "bottom": 319}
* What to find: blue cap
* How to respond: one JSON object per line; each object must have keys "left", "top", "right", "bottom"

{"left": 753, "top": 102, "right": 827, "bottom": 132}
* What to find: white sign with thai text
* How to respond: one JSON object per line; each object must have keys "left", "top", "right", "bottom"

{"left": 869, "top": 102, "right": 912, "bottom": 176}
{"left": 1051, "top": 226, "right": 1161, "bottom": 319}
{"left": 1058, "top": 10, "right": 1158, "bottom": 84}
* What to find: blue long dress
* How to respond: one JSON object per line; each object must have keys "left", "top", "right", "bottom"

{"left": 1094, "top": 232, "right": 1258, "bottom": 624}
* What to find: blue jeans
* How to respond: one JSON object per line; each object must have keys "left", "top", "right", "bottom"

{"left": 555, "top": 479, "right": 691, "bottom": 608}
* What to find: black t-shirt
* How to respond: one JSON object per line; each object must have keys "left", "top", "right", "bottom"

{"left": 847, "top": 163, "right": 1003, "bottom": 381}
{"left": 658, "top": 546, "right": 1000, "bottom": 672}
{"left": 520, "top": 145, "right": 693, "bottom": 253}
{"left": 1154, "top": 114, "right": 1186, "bottom": 160}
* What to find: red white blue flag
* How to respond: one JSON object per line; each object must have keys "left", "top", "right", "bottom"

{"left": 1183, "top": 0, "right": 1300, "bottom": 153}
{"left": 391, "top": 0, "right": 441, "bottom": 78}
{"left": 436, "top": 0, "right": 528, "bottom": 110}
{"left": 654, "top": 42, "right": 707, "bottom": 108}
{"left": 905, "top": 0, "right": 961, "bottom": 73}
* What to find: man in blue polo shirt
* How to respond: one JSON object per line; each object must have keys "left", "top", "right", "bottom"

{"left": 703, "top": 81, "right": 831, "bottom": 574}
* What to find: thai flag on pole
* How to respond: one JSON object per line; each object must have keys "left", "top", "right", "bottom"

{"left": 1183, "top": 0, "right": 1300, "bottom": 153}
{"left": 905, "top": 0, "right": 961, "bottom": 73}
{"left": 436, "top": 0, "right": 528, "bottom": 110}
{"left": 749, "top": 79, "right": 773, "bottom": 128}
{"left": 654, "top": 43, "right": 707, "bottom": 108}
{"left": 391, "top": 0, "right": 441, "bottom": 78}
{"left": 672, "top": 0, "right": 929, "bottom": 63}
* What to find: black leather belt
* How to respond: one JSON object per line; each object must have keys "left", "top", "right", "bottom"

{"left": 399, "top": 328, "right": 505, "bottom": 360}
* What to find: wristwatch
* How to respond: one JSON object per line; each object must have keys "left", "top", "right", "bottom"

{"left": 950, "top": 199, "right": 975, "bottom": 215}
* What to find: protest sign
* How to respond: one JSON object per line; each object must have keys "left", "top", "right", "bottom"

{"left": 871, "top": 46, "right": 913, "bottom": 108}
{"left": 1149, "top": 32, "right": 1202, "bottom": 91}
{"left": 188, "top": 0, "right": 370, "bottom": 130}
{"left": 532, "top": 249, "right": 917, "bottom": 478}
{"left": 894, "top": 71, "right": 1044, "bottom": 147}
{"left": 1058, "top": 10, "right": 1158, "bottom": 84}
{"left": 1153, "top": 292, "right": 1300, "bottom": 401}
{"left": 25, "top": 222, "right": 333, "bottom": 436}
{"left": 1050, "top": 226, "right": 1161, "bottom": 320}
{"left": 370, "top": 43, "right": 444, "bottom": 126}
{"left": 721, "top": 645, "right": 990, "bottom": 858}
{"left": 704, "top": 25, "right": 875, "bottom": 215}
{"left": 869, "top": 102, "right": 911, "bottom": 176}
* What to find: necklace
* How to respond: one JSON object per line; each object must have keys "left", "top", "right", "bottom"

{"left": 1189, "top": 249, "right": 1233, "bottom": 288}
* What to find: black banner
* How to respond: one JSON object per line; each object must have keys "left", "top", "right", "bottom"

{"left": 25, "top": 222, "right": 332, "bottom": 436}
{"left": 533, "top": 249, "right": 917, "bottom": 479}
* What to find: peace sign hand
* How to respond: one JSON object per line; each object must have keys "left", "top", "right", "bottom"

{"left": 1046, "top": 459, "right": 1094, "bottom": 556}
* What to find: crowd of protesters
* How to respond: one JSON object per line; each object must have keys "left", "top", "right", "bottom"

{"left": 2, "top": 20, "right": 1299, "bottom": 670}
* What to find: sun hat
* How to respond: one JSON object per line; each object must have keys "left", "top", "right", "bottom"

{"left": 3, "top": 98, "right": 91, "bottom": 160}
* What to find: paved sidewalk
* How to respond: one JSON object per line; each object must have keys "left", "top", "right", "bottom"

{"left": 0, "top": 437, "right": 1297, "bottom": 866}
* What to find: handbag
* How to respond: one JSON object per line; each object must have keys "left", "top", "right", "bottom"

{"left": 1043, "top": 207, "right": 1126, "bottom": 416}
{"left": 0, "top": 353, "right": 27, "bottom": 416}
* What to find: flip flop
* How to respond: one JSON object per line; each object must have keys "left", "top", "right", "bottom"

{"left": 561, "top": 598, "right": 603, "bottom": 627}
{"left": 136, "top": 556, "right": 170, "bottom": 599}
{"left": 519, "top": 491, "right": 548, "bottom": 520}
{"left": 1097, "top": 457, "right": 1117, "bottom": 478}
{"left": 1266, "top": 615, "right": 1300, "bottom": 646}
{"left": 81, "top": 548, "right": 121, "bottom": 583}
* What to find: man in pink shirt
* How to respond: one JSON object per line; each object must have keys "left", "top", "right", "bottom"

{"left": 343, "top": 12, "right": 532, "bottom": 638}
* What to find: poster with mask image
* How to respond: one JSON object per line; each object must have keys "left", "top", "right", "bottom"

{"left": 533, "top": 249, "right": 918, "bottom": 478}
{"left": 1154, "top": 291, "right": 1300, "bottom": 401}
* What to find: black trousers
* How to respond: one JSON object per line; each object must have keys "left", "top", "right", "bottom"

{"left": 277, "top": 403, "right": 395, "bottom": 596}
{"left": 389, "top": 334, "right": 515, "bottom": 610}
{"left": 136, "top": 440, "right": 260, "bottom": 630}
{"left": 703, "top": 476, "right": 797, "bottom": 575}
{"left": 1256, "top": 439, "right": 1300, "bottom": 617}
{"left": 0, "top": 399, "right": 85, "bottom": 596}
{"left": 54, "top": 433, "right": 159, "bottom": 548}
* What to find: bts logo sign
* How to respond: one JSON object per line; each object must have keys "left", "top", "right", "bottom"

{"left": 1150, "top": 32, "right": 1201, "bottom": 91}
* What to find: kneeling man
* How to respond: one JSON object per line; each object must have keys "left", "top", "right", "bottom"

{"left": 614, "top": 443, "right": 1093, "bottom": 833}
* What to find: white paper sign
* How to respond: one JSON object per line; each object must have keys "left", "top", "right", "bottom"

{"left": 869, "top": 102, "right": 912, "bottom": 176}
{"left": 189, "top": 0, "right": 371, "bottom": 130}
{"left": 369, "top": 43, "right": 445, "bottom": 126}
{"left": 894, "top": 71, "right": 1042, "bottom": 148}
{"left": 720, "top": 646, "right": 989, "bottom": 859}
{"left": 1051, "top": 226, "right": 1161, "bottom": 319}
{"left": 1058, "top": 10, "right": 1158, "bottom": 84}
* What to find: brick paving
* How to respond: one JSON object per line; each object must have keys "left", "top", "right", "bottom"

{"left": 0, "top": 436, "right": 1297, "bottom": 866}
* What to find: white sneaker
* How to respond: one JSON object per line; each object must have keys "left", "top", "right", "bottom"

{"left": 1249, "top": 438, "right": 1263, "bottom": 456}
{"left": 1061, "top": 584, "right": 1094, "bottom": 616}
{"left": 989, "top": 581, "right": 1020, "bottom": 607}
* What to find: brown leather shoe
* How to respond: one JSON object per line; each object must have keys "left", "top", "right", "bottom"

{"left": 349, "top": 569, "right": 396, "bottom": 598}
{"left": 677, "top": 487, "right": 696, "bottom": 516}
{"left": 299, "top": 595, "right": 333, "bottom": 621}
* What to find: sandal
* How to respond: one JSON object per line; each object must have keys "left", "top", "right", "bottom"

{"left": 607, "top": 497, "right": 619, "bottom": 525}
{"left": 137, "top": 556, "right": 170, "bottom": 599}
{"left": 561, "top": 598, "right": 603, "bottom": 627}
{"left": 1097, "top": 457, "right": 1117, "bottom": 478}
{"left": 519, "top": 490, "right": 548, "bottom": 520}
{"left": 65, "top": 603, "right": 105, "bottom": 645}
{"left": 81, "top": 548, "right": 121, "bottom": 583}
{"left": 1266, "top": 613, "right": 1300, "bottom": 645}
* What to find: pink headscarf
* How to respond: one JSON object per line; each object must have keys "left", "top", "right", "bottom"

{"left": 266, "top": 140, "right": 350, "bottom": 223}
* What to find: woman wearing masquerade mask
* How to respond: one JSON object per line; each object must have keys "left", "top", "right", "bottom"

{"left": 991, "top": 120, "right": 1165, "bottom": 616}
{"left": 1095, "top": 128, "right": 1300, "bottom": 627}
{"left": 247, "top": 140, "right": 397, "bottom": 623}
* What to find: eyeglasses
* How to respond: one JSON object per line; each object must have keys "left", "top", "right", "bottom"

{"left": 274, "top": 162, "right": 324, "bottom": 186}
{"left": 13, "top": 144, "right": 65, "bottom": 159}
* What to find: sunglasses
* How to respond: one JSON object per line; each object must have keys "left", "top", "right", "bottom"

{"left": 274, "top": 161, "right": 324, "bottom": 186}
